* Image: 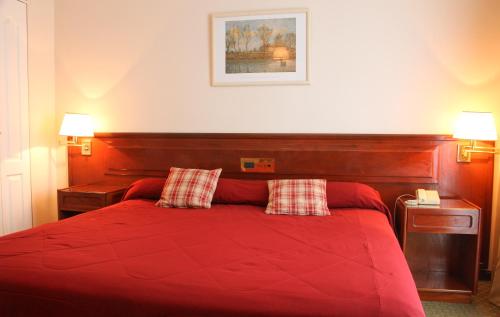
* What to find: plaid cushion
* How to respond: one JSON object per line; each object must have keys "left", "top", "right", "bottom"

{"left": 266, "top": 179, "right": 330, "bottom": 216}
{"left": 156, "top": 167, "right": 222, "bottom": 208}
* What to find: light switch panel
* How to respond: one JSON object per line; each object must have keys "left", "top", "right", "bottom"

{"left": 240, "top": 158, "right": 275, "bottom": 173}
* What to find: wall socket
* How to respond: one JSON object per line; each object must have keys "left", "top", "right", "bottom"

{"left": 81, "top": 141, "right": 92, "bottom": 156}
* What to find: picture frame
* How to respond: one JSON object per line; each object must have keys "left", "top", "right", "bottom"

{"left": 211, "top": 8, "right": 310, "bottom": 86}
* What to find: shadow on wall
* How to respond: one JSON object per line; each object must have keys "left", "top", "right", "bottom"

{"left": 416, "top": 0, "right": 500, "bottom": 86}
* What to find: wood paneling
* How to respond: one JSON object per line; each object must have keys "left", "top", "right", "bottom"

{"left": 68, "top": 133, "right": 494, "bottom": 269}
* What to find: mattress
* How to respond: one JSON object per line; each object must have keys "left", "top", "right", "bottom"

{"left": 0, "top": 200, "right": 424, "bottom": 316}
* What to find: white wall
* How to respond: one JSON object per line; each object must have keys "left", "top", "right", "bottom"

{"left": 52, "top": 0, "right": 500, "bottom": 266}
{"left": 27, "top": 0, "right": 57, "bottom": 225}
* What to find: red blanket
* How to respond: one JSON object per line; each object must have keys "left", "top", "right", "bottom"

{"left": 0, "top": 200, "right": 424, "bottom": 316}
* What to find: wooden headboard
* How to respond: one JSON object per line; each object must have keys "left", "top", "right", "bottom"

{"left": 68, "top": 133, "right": 494, "bottom": 269}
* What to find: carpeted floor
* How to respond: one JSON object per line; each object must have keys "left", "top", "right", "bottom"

{"left": 423, "top": 281, "right": 500, "bottom": 317}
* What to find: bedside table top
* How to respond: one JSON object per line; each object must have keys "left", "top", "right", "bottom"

{"left": 58, "top": 183, "right": 128, "bottom": 194}
{"left": 401, "top": 198, "right": 479, "bottom": 211}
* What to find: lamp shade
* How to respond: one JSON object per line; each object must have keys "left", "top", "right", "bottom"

{"left": 58, "top": 113, "right": 94, "bottom": 137}
{"left": 453, "top": 111, "right": 498, "bottom": 141}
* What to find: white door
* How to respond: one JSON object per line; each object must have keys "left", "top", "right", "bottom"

{"left": 0, "top": 0, "right": 32, "bottom": 235}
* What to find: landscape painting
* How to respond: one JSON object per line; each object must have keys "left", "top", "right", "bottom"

{"left": 225, "top": 18, "right": 296, "bottom": 74}
{"left": 212, "top": 9, "right": 309, "bottom": 86}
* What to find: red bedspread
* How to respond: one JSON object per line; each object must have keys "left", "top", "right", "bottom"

{"left": 0, "top": 200, "right": 424, "bottom": 316}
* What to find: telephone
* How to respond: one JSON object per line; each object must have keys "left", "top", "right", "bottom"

{"left": 416, "top": 189, "right": 440, "bottom": 205}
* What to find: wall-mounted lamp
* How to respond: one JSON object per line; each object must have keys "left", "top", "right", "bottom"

{"left": 58, "top": 113, "right": 94, "bottom": 156}
{"left": 453, "top": 111, "right": 499, "bottom": 162}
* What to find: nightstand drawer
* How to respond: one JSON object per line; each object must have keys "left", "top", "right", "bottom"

{"left": 59, "top": 192, "right": 105, "bottom": 212}
{"left": 407, "top": 209, "right": 479, "bottom": 234}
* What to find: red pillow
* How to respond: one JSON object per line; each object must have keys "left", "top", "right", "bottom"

{"left": 122, "top": 178, "right": 166, "bottom": 201}
{"left": 122, "top": 178, "right": 268, "bottom": 204}
{"left": 326, "top": 181, "right": 391, "bottom": 224}
{"left": 326, "top": 181, "right": 389, "bottom": 213}
{"left": 122, "top": 177, "right": 388, "bottom": 216}
{"left": 212, "top": 178, "right": 268, "bottom": 206}
{"left": 265, "top": 179, "right": 330, "bottom": 216}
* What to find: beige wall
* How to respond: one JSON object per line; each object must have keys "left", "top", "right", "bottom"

{"left": 27, "top": 0, "right": 58, "bottom": 225}
{"left": 54, "top": 0, "right": 500, "bottom": 133}
{"left": 52, "top": 0, "right": 500, "bottom": 266}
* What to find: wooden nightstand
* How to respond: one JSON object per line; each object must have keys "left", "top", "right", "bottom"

{"left": 57, "top": 183, "right": 128, "bottom": 220}
{"left": 395, "top": 198, "right": 481, "bottom": 303}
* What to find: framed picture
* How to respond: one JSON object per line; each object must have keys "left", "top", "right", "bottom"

{"left": 211, "top": 9, "right": 310, "bottom": 86}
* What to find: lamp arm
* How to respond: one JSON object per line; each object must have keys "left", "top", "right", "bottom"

{"left": 457, "top": 139, "right": 498, "bottom": 162}
{"left": 60, "top": 136, "right": 89, "bottom": 147}
{"left": 462, "top": 140, "right": 499, "bottom": 154}
{"left": 465, "top": 148, "right": 499, "bottom": 154}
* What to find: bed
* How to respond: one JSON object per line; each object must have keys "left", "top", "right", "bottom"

{"left": 0, "top": 178, "right": 424, "bottom": 316}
